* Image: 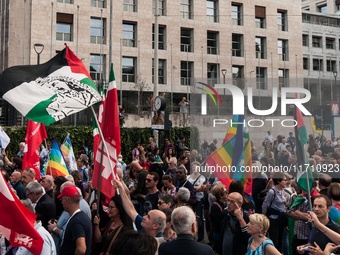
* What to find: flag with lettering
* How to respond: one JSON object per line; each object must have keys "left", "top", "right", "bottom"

{"left": 0, "top": 172, "right": 43, "bottom": 254}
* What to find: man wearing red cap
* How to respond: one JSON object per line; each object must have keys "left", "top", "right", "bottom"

{"left": 58, "top": 186, "right": 92, "bottom": 255}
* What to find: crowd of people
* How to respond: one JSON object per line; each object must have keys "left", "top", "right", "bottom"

{"left": 2, "top": 131, "right": 340, "bottom": 255}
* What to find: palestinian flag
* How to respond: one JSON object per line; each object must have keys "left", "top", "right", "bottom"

{"left": 294, "top": 93, "right": 313, "bottom": 192}
{"left": 0, "top": 47, "right": 102, "bottom": 125}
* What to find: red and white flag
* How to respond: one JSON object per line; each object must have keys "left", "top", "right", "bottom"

{"left": 22, "top": 120, "right": 48, "bottom": 179}
{"left": 92, "top": 64, "right": 120, "bottom": 199}
{"left": 0, "top": 172, "right": 43, "bottom": 254}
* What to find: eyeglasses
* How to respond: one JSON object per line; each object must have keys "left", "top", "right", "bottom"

{"left": 146, "top": 179, "right": 154, "bottom": 182}
{"left": 108, "top": 205, "right": 117, "bottom": 210}
{"left": 158, "top": 201, "right": 166, "bottom": 205}
{"left": 226, "top": 199, "right": 237, "bottom": 204}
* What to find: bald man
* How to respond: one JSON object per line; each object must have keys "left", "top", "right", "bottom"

{"left": 130, "top": 160, "right": 149, "bottom": 216}
{"left": 113, "top": 179, "right": 166, "bottom": 253}
{"left": 218, "top": 192, "right": 250, "bottom": 255}
{"left": 9, "top": 171, "right": 26, "bottom": 199}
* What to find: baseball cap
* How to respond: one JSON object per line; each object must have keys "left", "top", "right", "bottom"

{"left": 58, "top": 186, "right": 81, "bottom": 199}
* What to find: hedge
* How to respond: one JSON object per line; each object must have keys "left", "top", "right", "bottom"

{"left": 5, "top": 126, "right": 200, "bottom": 163}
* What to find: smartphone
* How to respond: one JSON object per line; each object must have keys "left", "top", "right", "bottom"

{"left": 300, "top": 246, "right": 310, "bottom": 251}
{"left": 51, "top": 218, "right": 55, "bottom": 224}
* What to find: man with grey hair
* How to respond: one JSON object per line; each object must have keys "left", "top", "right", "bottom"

{"left": 218, "top": 192, "right": 250, "bottom": 255}
{"left": 16, "top": 200, "right": 57, "bottom": 255}
{"left": 159, "top": 206, "right": 214, "bottom": 255}
{"left": 176, "top": 187, "right": 190, "bottom": 207}
{"left": 25, "top": 181, "right": 55, "bottom": 229}
{"left": 113, "top": 179, "right": 166, "bottom": 253}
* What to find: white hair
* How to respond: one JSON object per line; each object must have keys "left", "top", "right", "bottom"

{"left": 169, "top": 157, "right": 177, "bottom": 165}
{"left": 177, "top": 187, "right": 190, "bottom": 203}
{"left": 65, "top": 175, "right": 74, "bottom": 183}
{"left": 171, "top": 206, "right": 196, "bottom": 234}
{"left": 25, "top": 182, "right": 43, "bottom": 194}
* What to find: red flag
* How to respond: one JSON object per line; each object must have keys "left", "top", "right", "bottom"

{"left": 22, "top": 120, "right": 48, "bottom": 179}
{"left": 92, "top": 64, "right": 120, "bottom": 199}
{"left": 0, "top": 172, "right": 43, "bottom": 254}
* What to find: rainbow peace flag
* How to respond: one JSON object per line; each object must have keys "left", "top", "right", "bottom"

{"left": 60, "top": 133, "right": 77, "bottom": 171}
{"left": 44, "top": 137, "right": 69, "bottom": 177}
{"left": 329, "top": 205, "right": 340, "bottom": 225}
{"left": 205, "top": 115, "right": 252, "bottom": 194}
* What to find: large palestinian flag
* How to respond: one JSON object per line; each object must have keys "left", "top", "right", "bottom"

{"left": 0, "top": 47, "right": 102, "bottom": 125}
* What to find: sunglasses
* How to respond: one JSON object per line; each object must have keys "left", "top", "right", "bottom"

{"left": 146, "top": 179, "right": 154, "bottom": 182}
{"left": 158, "top": 201, "right": 166, "bottom": 205}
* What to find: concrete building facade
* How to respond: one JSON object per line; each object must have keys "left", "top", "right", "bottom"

{"left": 0, "top": 0, "right": 303, "bottom": 125}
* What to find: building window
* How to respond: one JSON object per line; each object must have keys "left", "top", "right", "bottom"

{"left": 152, "top": 59, "right": 166, "bottom": 84}
{"left": 313, "top": 59, "right": 323, "bottom": 71}
{"left": 303, "top": 58, "right": 309, "bottom": 70}
{"left": 231, "top": 3, "right": 242, "bottom": 26}
{"left": 312, "top": 36, "right": 321, "bottom": 48}
{"left": 122, "top": 23, "right": 136, "bottom": 47}
{"left": 278, "top": 39, "right": 288, "bottom": 61}
{"left": 181, "top": 61, "right": 193, "bottom": 85}
{"left": 302, "top": 35, "right": 308, "bottom": 46}
{"left": 317, "top": 4, "right": 327, "bottom": 13}
{"left": 123, "top": 0, "right": 136, "bottom": 12}
{"left": 326, "top": 38, "right": 334, "bottom": 49}
{"left": 277, "top": 10, "right": 287, "bottom": 31}
{"left": 207, "top": 31, "right": 218, "bottom": 55}
{"left": 153, "top": 0, "right": 165, "bottom": 15}
{"left": 181, "top": 28, "right": 193, "bottom": 52}
{"left": 91, "top": 0, "right": 106, "bottom": 8}
{"left": 90, "top": 54, "right": 105, "bottom": 81}
{"left": 57, "top": 0, "right": 73, "bottom": 4}
{"left": 232, "top": 66, "right": 244, "bottom": 88}
{"left": 207, "top": 0, "right": 218, "bottom": 22}
{"left": 152, "top": 25, "right": 166, "bottom": 50}
{"left": 278, "top": 69, "right": 289, "bottom": 89}
{"left": 327, "top": 60, "right": 336, "bottom": 72}
{"left": 255, "top": 37, "right": 266, "bottom": 59}
{"left": 256, "top": 67, "right": 267, "bottom": 90}
{"left": 90, "top": 18, "right": 105, "bottom": 44}
{"left": 181, "top": 0, "right": 192, "bottom": 19}
{"left": 56, "top": 13, "right": 73, "bottom": 41}
{"left": 207, "top": 63, "right": 218, "bottom": 86}
{"left": 255, "top": 6, "right": 266, "bottom": 28}
{"left": 122, "top": 57, "right": 136, "bottom": 82}
{"left": 232, "top": 34, "right": 242, "bottom": 57}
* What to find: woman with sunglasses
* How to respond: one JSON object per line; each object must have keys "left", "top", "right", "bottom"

{"left": 93, "top": 195, "right": 133, "bottom": 255}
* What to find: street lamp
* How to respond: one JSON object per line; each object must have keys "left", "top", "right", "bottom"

{"left": 34, "top": 43, "right": 44, "bottom": 64}
{"left": 334, "top": 71, "right": 338, "bottom": 102}
{"left": 221, "top": 69, "right": 227, "bottom": 95}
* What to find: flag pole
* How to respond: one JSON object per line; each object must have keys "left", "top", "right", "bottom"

{"left": 90, "top": 106, "right": 117, "bottom": 182}
{"left": 44, "top": 139, "right": 52, "bottom": 177}
{"left": 96, "top": 142, "right": 104, "bottom": 216}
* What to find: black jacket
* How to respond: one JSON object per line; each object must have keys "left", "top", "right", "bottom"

{"left": 217, "top": 209, "right": 250, "bottom": 255}
{"left": 35, "top": 193, "right": 56, "bottom": 229}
